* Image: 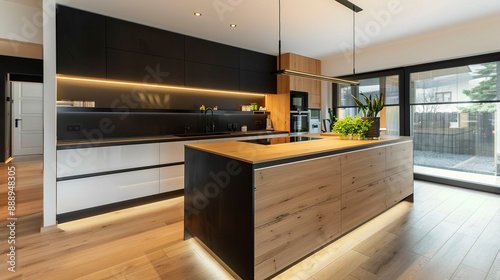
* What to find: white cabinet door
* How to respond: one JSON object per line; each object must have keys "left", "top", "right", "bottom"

{"left": 160, "top": 165, "right": 184, "bottom": 193}
{"left": 159, "top": 140, "right": 197, "bottom": 164}
{"left": 57, "top": 169, "right": 160, "bottom": 214}
{"left": 57, "top": 143, "right": 159, "bottom": 178}
{"left": 11, "top": 82, "right": 43, "bottom": 156}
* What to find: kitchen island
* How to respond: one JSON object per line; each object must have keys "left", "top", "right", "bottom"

{"left": 184, "top": 135, "right": 413, "bottom": 280}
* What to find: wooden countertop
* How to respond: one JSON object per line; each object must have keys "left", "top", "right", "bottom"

{"left": 186, "top": 134, "right": 413, "bottom": 164}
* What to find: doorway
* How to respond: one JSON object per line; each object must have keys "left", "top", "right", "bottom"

{"left": 9, "top": 80, "right": 43, "bottom": 158}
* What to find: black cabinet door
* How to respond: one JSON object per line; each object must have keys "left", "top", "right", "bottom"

{"left": 56, "top": 5, "right": 106, "bottom": 78}
{"left": 185, "top": 62, "right": 239, "bottom": 90}
{"left": 239, "top": 70, "right": 277, "bottom": 94}
{"left": 185, "top": 36, "right": 239, "bottom": 69}
{"left": 107, "top": 49, "right": 184, "bottom": 85}
{"left": 239, "top": 49, "right": 276, "bottom": 73}
{"left": 106, "top": 18, "right": 184, "bottom": 60}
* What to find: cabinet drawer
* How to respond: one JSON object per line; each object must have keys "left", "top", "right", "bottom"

{"left": 341, "top": 146, "right": 386, "bottom": 194}
{"left": 160, "top": 141, "right": 197, "bottom": 164}
{"left": 386, "top": 141, "right": 413, "bottom": 177}
{"left": 386, "top": 168, "right": 413, "bottom": 208}
{"left": 341, "top": 179, "right": 386, "bottom": 233}
{"left": 57, "top": 169, "right": 160, "bottom": 214}
{"left": 57, "top": 143, "right": 159, "bottom": 178}
{"left": 160, "top": 165, "right": 184, "bottom": 193}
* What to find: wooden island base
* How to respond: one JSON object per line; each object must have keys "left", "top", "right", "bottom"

{"left": 184, "top": 136, "right": 414, "bottom": 280}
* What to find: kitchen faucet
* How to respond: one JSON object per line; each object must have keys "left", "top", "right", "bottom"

{"left": 205, "top": 107, "right": 215, "bottom": 132}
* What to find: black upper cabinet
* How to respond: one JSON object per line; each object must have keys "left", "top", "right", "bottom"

{"left": 239, "top": 49, "right": 277, "bottom": 73}
{"left": 107, "top": 49, "right": 184, "bottom": 85}
{"left": 185, "top": 37, "right": 239, "bottom": 69}
{"left": 56, "top": 5, "right": 106, "bottom": 78}
{"left": 185, "top": 62, "right": 238, "bottom": 90}
{"left": 106, "top": 18, "right": 184, "bottom": 60}
{"left": 239, "top": 70, "right": 277, "bottom": 94}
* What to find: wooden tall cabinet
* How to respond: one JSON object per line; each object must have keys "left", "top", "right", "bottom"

{"left": 267, "top": 53, "right": 322, "bottom": 132}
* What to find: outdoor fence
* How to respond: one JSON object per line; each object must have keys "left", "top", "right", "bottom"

{"left": 413, "top": 112, "right": 494, "bottom": 157}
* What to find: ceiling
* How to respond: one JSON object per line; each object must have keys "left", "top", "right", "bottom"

{"left": 58, "top": 0, "right": 500, "bottom": 60}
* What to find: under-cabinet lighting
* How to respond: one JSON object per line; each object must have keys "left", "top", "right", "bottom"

{"left": 56, "top": 75, "right": 268, "bottom": 97}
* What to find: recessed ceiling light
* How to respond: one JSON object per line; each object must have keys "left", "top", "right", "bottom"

{"left": 230, "top": 24, "right": 237, "bottom": 28}
{"left": 194, "top": 12, "right": 202, "bottom": 16}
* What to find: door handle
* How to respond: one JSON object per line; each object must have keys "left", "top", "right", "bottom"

{"left": 15, "top": 119, "right": 21, "bottom": 128}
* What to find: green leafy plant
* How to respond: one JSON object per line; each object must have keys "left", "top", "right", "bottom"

{"left": 332, "top": 115, "right": 373, "bottom": 138}
{"left": 351, "top": 93, "right": 384, "bottom": 117}
{"left": 352, "top": 116, "right": 373, "bottom": 137}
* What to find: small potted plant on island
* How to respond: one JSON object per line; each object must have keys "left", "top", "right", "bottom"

{"left": 351, "top": 93, "right": 384, "bottom": 139}
{"left": 332, "top": 115, "right": 373, "bottom": 140}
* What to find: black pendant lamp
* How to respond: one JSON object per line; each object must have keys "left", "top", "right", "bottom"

{"left": 276, "top": 0, "right": 362, "bottom": 86}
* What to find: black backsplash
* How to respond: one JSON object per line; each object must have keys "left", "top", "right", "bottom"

{"left": 57, "top": 109, "right": 267, "bottom": 140}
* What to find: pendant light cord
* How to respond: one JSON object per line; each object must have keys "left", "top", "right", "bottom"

{"left": 278, "top": 0, "right": 282, "bottom": 71}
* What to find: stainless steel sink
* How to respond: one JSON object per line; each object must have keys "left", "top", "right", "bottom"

{"left": 173, "top": 132, "right": 231, "bottom": 137}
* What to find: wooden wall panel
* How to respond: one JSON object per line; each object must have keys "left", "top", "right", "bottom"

{"left": 340, "top": 147, "right": 386, "bottom": 194}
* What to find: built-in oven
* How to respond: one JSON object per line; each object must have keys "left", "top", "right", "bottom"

{"left": 290, "top": 111, "right": 310, "bottom": 135}
{"left": 290, "top": 91, "right": 308, "bottom": 111}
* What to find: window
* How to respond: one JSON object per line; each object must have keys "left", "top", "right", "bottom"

{"left": 334, "top": 74, "right": 401, "bottom": 136}
{"left": 410, "top": 62, "right": 500, "bottom": 182}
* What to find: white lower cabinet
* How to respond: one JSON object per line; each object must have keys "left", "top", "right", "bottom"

{"left": 160, "top": 165, "right": 184, "bottom": 193}
{"left": 57, "top": 168, "right": 160, "bottom": 214}
{"left": 160, "top": 140, "right": 197, "bottom": 164}
{"left": 57, "top": 143, "right": 160, "bottom": 178}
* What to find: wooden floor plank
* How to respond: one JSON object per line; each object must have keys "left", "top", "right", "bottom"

{"left": 486, "top": 250, "right": 500, "bottom": 280}
{"left": 414, "top": 233, "right": 476, "bottom": 280}
{"left": 451, "top": 264, "right": 487, "bottom": 280}
{"left": 352, "top": 230, "right": 398, "bottom": 257}
{"left": 409, "top": 221, "right": 460, "bottom": 258}
{"left": 311, "top": 251, "right": 369, "bottom": 280}
{"left": 461, "top": 221, "right": 500, "bottom": 272}
{"left": 359, "top": 227, "right": 428, "bottom": 276}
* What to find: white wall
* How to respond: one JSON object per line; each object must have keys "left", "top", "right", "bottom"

{"left": 321, "top": 15, "right": 500, "bottom": 77}
{"left": 0, "top": 0, "right": 43, "bottom": 58}
{"left": 42, "top": 0, "right": 57, "bottom": 228}
{"left": 0, "top": 0, "right": 43, "bottom": 44}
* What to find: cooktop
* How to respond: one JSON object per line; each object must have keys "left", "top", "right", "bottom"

{"left": 239, "top": 136, "right": 322, "bottom": 145}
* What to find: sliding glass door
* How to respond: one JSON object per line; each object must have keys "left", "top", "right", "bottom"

{"left": 410, "top": 61, "right": 500, "bottom": 183}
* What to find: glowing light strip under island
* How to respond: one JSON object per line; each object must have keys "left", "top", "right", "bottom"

{"left": 56, "top": 75, "right": 268, "bottom": 97}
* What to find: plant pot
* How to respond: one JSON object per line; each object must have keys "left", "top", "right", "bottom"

{"left": 362, "top": 117, "right": 380, "bottom": 139}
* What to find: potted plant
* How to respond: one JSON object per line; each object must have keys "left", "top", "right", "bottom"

{"left": 351, "top": 93, "right": 384, "bottom": 139}
{"left": 332, "top": 115, "right": 372, "bottom": 140}
{"left": 352, "top": 116, "right": 373, "bottom": 139}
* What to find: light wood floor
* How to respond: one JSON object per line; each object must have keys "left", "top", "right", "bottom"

{"left": 1, "top": 160, "right": 500, "bottom": 280}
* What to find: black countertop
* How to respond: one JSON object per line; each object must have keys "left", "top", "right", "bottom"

{"left": 56, "top": 130, "right": 289, "bottom": 150}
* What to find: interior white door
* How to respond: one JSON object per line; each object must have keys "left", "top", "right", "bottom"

{"left": 12, "top": 82, "right": 43, "bottom": 156}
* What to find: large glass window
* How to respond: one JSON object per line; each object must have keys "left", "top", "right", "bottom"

{"left": 336, "top": 75, "right": 400, "bottom": 136}
{"left": 410, "top": 62, "right": 500, "bottom": 178}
